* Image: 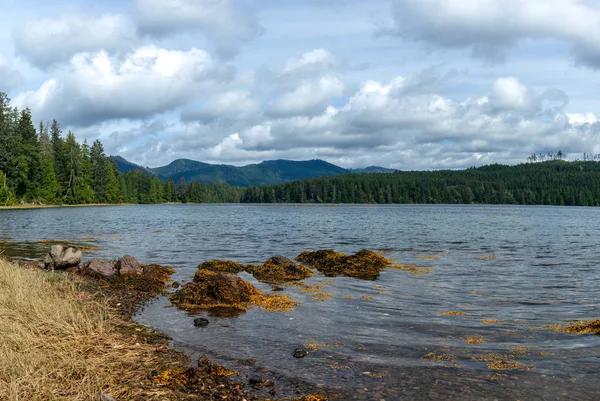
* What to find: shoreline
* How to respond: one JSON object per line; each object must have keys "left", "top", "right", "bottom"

{"left": 0, "top": 256, "right": 326, "bottom": 401}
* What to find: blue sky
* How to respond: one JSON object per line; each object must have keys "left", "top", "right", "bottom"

{"left": 1, "top": 0, "right": 600, "bottom": 169}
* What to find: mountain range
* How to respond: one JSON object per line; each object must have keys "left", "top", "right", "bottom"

{"left": 111, "top": 156, "right": 395, "bottom": 187}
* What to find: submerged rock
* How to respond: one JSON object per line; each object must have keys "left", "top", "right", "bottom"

{"left": 296, "top": 249, "right": 393, "bottom": 280}
{"left": 193, "top": 317, "right": 210, "bottom": 327}
{"left": 250, "top": 256, "right": 314, "bottom": 284}
{"left": 292, "top": 348, "right": 310, "bottom": 358}
{"left": 43, "top": 245, "right": 82, "bottom": 271}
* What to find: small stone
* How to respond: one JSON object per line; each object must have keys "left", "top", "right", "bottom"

{"left": 172, "top": 281, "right": 180, "bottom": 288}
{"left": 292, "top": 348, "right": 310, "bottom": 358}
{"left": 249, "top": 376, "right": 264, "bottom": 385}
{"left": 194, "top": 317, "right": 209, "bottom": 327}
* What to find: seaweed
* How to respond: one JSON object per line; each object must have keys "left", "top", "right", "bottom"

{"left": 250, "top": 256, "right": 314, "bottom": 284}
{"left": 295, "top": 249, "right": 394, "bottom": 280}
{"left": 172, "top": 270, "right": 299, "bottom": 313}
{"left": 197, "top": 259, "right": 247, "bottom": 274}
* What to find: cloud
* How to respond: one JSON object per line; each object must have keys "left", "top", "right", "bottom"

{"left": 282, "top": 49, "right": 340, "bottom": 77}
{"left": 14, "top": 45, "right": 233, "bottom": 125}
{"left": 267, "top": 75, "right": 344, "bottom": 117}
{"left": 181, "top": 90, "right": 260, "bottom": 123}
{"left": 14, "top": 13, "right": 137, "bottom": 69}
{"left": 386, "top": 0, "right": 600, "bottom": 68}
{"left": 0, "top": 56, "right": 23, "bottom": 91}
{"left": 134, "top": 0, "right": 263, "bottom": 58}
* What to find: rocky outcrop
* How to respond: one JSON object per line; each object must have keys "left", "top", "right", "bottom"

{"left": 80, "top": 259, "right": 118, "bottom": 279}
{"left": 117, "top": 254, "right": 143, "bottom": 275}
{"left": 79, "top": 255, "right": 143, "bottom": 279}
{"left": 43, "top": 245, "right": 82, "bottom": 271}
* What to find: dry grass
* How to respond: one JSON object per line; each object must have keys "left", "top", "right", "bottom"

{"left": 0, "top": 260, "right": 180, "bottom": 401}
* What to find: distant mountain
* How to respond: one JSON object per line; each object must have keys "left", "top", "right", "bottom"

{"left": 150, "top": 158, "right": 349, "bottom": 187}
{"left": 112, "top": 156, "right": 395, "bottom": 187}
{"left": 349, "top": 166, "right": 397, "bottom": 174}
{"left": 111, "top": 156, "right": 152, "bottom": 174}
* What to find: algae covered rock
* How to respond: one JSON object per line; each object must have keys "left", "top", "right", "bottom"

{"left": 173, "top": 268, "right": 300, "bottom": 313}
{"left": 250, "top": 256, "right": 314, "bottom": 284}
{"left": 296, "top": 249, "right": 393, "bottom": 280}
{"left": 172, "top": 270, "right": 259, "bottom": 311}
{"left": 197, "top": 259, "right": 247, "bottom": 274}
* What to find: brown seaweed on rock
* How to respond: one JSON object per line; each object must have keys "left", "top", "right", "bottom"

{"left": 295, "top": 249, "right": 394, "bottom": 280}
{"left": 249, "top": 256, "right": 314, "bottom": 284}
{"left": 172, "top": 269, "right": 299, "bottom": 313}
{"left": 197, "top": 259, "right": 247, "bottom": 274}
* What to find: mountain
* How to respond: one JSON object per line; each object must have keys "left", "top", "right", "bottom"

{"left": 111, "top": 156, "right": 152, "bottom": 174}
{"left": 112, "top": 156, "right": 398, "bottom": 187}
{"left": 349, "top": 166, "right": 397, "bottom": 174}
{"left": 150, "top": 158, "right": 349, "bottom": 187}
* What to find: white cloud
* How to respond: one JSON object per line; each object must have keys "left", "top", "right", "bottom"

{"left": 267, "top": 75, "right": 344, "bottom": 117}
{"left": 567, "top": 112, "right": 598, "bottom": 125}
{"left": 134, "top": 0, "right": 262, "bottom": 58}
{"left": 14, "top": 46, "right": 232, "bottom": 125}
{"left": 282, "top": 49, "right": 339, "bottom": 76}
{"left": 387, "top": 0, "right": 600, "bottom": 68}
{"left": 14, "top": 13, "right": 136, "bottom": 69}
{"left": 491, "top": 77, "right": 530, "bottom": 110}
{"left": 181, "top": 90, "right": 259, "bottom": 122}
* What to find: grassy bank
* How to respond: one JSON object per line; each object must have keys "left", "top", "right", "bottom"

{"left": 0, "top": 203, "right": 133, "bottom": 210}
{"left": 0, "top": 259, "right": 184, "bottom": 400}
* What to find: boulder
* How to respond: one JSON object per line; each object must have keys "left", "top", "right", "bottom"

{"left": 251, "top": 255, "right": 313, "bottom": 284}
{"left": 117, "top": 254, "right": 142, "bottom": 275}
{"left": 80, "top": 259, "right": 118, "bottom": 278}
{"left": 43, "top": 245, "right": 82, "bottom": 271}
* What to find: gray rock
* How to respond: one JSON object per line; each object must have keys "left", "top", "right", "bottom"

{"left": 80, "top": 259, "right": 118, "bottom": 279}
{"left": 193, "top": 317, "right": 209, "bottom": 327}
{"left": 117, "top": 254, "right": 142, "bottom": 275}
{"left": 43, "top": 245, "right": 82, "bottom": 271}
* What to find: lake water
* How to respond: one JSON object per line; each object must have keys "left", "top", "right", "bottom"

{"left": 1, "top": 204, "right": 600, "bottom": 400}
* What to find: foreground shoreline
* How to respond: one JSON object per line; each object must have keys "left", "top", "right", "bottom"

{"left": 0, "top": 256, "right": 324, "bottom": 401}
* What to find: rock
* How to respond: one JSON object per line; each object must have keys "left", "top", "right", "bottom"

{"left": 251, "top": 256, "right": 314, "bottom": 284}
{"left": 171, "top": 271, "right": 258, "bottom": 310}
{"left": 193, "top": 317, "right": 209, "bottom": 327}
{"left": 80, "top": 259, "right": 118, "bottom": 278}
{"left": 117, "top": 254, "right": 142, "bottom": 275}
{"left": 208, "top": 273, "right": 253, "bottom": 304}
{"left": 292, "top": 348, "right": 310, "bottom": 358}
{"left": 43, "top": 245, "right": 82, "bottom": 271}
{"left": 172, "top": 281, "right": 180, "bottom": 288}
{"left": 249, "top": 376, "right": 264, "bottom": 385}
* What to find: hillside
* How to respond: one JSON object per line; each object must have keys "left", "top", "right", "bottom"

{"left": 114, "top": 157, "right": 352, "bottom": 187}
{"left": 240, "top": 160, "right": 600, "bottom": 206}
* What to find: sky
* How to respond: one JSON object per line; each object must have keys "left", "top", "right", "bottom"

{"left": 2, "top": 0, "right": 600, "bottom": 170}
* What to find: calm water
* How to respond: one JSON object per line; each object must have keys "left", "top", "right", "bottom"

{"left": 1, "top": 204, "right": 600, "bottom": 400}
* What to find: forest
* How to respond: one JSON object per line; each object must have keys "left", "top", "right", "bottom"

{"left": 3, "top": 91, "right": 600, "bottom": 207}
{"left": 240, "top": 161, "right": 600, "bottom": 206}
{"left": 0, "top": 93, "right": 241, "bottom": 206}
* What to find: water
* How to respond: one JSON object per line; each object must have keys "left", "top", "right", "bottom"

{"left": 1, "top": 204, "right": 600, "bottom": 400}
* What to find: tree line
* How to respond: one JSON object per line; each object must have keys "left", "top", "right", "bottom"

{"left": 0, "top": 92, "right": 241, "bottom": 206}
{"left": 240, "top": 161, "right": 600, "bottom": 206}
